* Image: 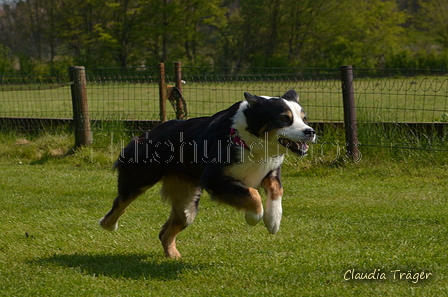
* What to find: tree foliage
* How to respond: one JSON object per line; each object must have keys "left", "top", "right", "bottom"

{"left": 0, "top": 0, "right": 447, "bottom": 72}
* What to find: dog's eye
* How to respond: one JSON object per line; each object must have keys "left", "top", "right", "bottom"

{"left": 280, "top": 115, "right": 290, "bottom": 123}
{"left": 303, "top": 116, "right": 308, "bottom": 123}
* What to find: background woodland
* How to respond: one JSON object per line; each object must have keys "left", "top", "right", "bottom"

{"left": 0, "top": 0, "right": 447, "bottom": 73}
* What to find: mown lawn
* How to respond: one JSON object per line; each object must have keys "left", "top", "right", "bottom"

{"left": 1, "top": 155, "right": 447, "bottom": 296}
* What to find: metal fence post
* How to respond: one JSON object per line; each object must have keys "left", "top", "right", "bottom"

{"left": 340, "top": 65, "right": 360, "bottom": 161}
{"left": 69, "top": 66, "right": 92, "bottom": 147}
{"left": 158, "top": 62, "right": 167, "bottom": 122}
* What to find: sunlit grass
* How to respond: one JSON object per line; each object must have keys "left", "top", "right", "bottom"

{"left": 0, "top": 132, "right": 447, "bottom": 296}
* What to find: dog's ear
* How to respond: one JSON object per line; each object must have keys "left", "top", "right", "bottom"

{"left": 282, "top": 89, "right": 299, "bottom": 102}
{"left": 244, "top": 92, "right": 262, "bottom": 107}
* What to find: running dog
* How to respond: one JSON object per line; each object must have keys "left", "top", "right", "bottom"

{"left": 99, "top": 90, "right": 316, "bottom": 258}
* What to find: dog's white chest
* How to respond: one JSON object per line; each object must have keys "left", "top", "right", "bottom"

{"left": 226, "top": 154, "right": 284, "bottom": 188}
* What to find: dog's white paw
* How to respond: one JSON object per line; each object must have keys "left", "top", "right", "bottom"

{"left": 245, "top": 209, "right": 264, "bottom": 226}
{"left": 99, "top": 217, "right": 118, "bottom": 231}
{"left": 263, "top": 198, "right": 282, "bottom": 234}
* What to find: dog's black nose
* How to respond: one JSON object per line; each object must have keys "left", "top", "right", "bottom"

{"left": 303, "top": 128, "right": 315, "bottom": 137}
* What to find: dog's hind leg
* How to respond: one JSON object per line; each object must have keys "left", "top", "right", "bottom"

{"left": 158, "top": 176, "right": 201, "bottom": 259}
{"left": 261, "top": 168, "right": 283, "bottom": 234}
{"left": 99, "top": 190, "right": 145, "bottom": 231}
{"left": 99, "top": 164, "right": 162, "bottom": 232}
{"left": 100, "top": 194, "right": 140, "bottom": 231}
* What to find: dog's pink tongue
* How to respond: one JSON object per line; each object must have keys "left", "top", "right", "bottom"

{"left": 300, "top": 143, "right": 309, "bottom": 151}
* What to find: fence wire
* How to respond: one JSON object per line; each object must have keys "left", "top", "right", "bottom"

{"left": 0, "top": 67, "right": 447, "bottom": 153}
{"left": 85, "top": 67, "right": 160, "bottom": 121}
{"left": 0, "top": 72, "right": 72, "bottom": 119}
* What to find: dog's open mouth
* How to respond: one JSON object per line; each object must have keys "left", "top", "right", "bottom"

{"left": 278, "top": 137, "right": 309, "bottom": 155}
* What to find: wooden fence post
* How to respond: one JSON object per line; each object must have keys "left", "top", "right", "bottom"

{"left": 340, "top": 65, "right": 360, "bottom": 161}
{"left": 69, "top": 66, "right": 92, "bottom": 147}
{"left": 174, "top": 61, "right": 184, "bottom": 119}
{"left": 158, "top": 62, "right": 167, "bottom": 123}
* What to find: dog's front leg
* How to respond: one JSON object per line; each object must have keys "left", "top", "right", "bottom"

{"left": 244, "top": 187, "right": 264, "bottom": 226}
{"left": 261, "top": 168, "right": 283, "bottom": 234}
{"left": 201, "top": 174, "right": 264, "bottom": 226}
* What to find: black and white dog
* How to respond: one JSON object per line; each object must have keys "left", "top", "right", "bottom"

{"left": 99, "top": 90, "right": 316, "bottom": 258}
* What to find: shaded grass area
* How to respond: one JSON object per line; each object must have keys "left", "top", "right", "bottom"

{"left": 2, "top": 125, "right": 446, "bottom": 168}
{"left": 1, "top": 133, "right": 447, "bottom": 296}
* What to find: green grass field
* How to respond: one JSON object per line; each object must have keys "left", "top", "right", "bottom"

{"left": 0, "top": 132, "right": 447, "bottom": 296}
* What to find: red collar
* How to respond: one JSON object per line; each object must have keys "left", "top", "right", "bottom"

{"left": 230, "top": 128, "right": 249, "bottom": 149}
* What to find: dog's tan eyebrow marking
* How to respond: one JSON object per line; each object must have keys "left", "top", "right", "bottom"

{"left": 300, "top": 109, "right": 309, "bottom": 123}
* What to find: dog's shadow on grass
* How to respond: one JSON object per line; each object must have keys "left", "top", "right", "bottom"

{"left": 36, "top": 252, "right": 205, "bottom": 280}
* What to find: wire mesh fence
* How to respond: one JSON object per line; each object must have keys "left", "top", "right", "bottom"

{"left": 85, "top": 67, "right": 161, "bottom": 121}
{"left": 0, "top": 66, "right": 447, "bottom": 153}
{"left": 0, "top": 72, "right": 72, "bottom": 119}
{"left": 174, "top": 67, "right": 343, "bottom": 122}
{"left": 354, "top": 69, "right": 448, "bottom": 123}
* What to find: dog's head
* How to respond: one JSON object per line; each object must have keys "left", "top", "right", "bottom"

{"left": 232, "top": 90, "right": 316, "bottom": 156}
